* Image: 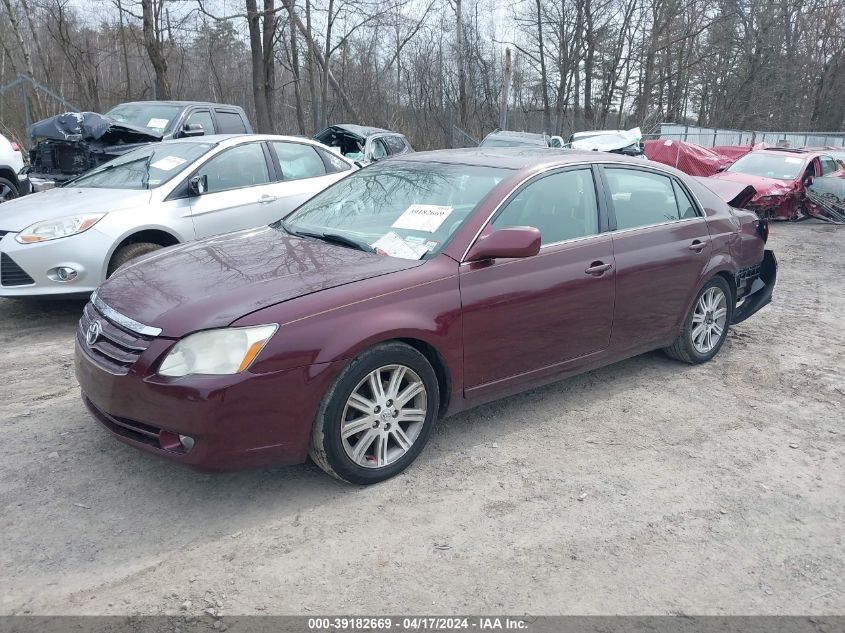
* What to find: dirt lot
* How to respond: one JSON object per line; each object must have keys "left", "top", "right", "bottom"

{"left": 0, "top": 222, "right": 842, "bottom": 617}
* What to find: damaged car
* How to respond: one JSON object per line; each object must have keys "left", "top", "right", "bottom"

{"left": 805, "top": 154, "right": 845, "bottom": 223}
{"left": 313, "top": 124, "right": 413, "bottom": 164}
{"left": 479, "top": 130, "right": 565, "bottom": 148}
{"left": 24, "top": 101, "right": 252, "bottom": 192}
{"left": 708, "top": 148, "right": 841, "bottom": 220}
{"left": 568, "top": 127, "right": 644, "bottom": 157}
{"left": 74, "top": 149, "right": 775, "bottom": 484}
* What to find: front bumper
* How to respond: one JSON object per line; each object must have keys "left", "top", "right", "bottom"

{"left": 0, "top": 229, "right": 110, "bottom": 296}
{"left": 732, "top": 250, "right": 777, "bottom": 324}
{"left": 75, "top": 320, "right": 342, "bottom": 472}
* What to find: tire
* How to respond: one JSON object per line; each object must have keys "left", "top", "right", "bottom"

{"left": 664, "top": 276, "right": 734, "bottom": 364}
{"left": 107, "top": 242, "right": 163, "bottom": 277}
{"left": 309, "top": 341, "right": 440, "bottom": 485}
{"left": 0, "top": 177, "right": 19, "bottom": 203}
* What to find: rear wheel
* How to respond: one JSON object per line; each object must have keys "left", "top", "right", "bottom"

{"left": 664, "top": 276, "right": 733, "bottom": 364}
{"left": 310, "top": 342, "right": 439, "bottom": 484}
{"left": 0, "top": 177, "right": 19, "bottom": 203}
{"left": 107, "top": 242, "right": 163, "bottom": 277}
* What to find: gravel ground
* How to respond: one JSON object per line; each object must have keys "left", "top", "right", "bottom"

{"left": 0, "top": 222, "right": 842, "bottom": 617}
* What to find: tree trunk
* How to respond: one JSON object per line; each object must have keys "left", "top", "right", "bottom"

{"left": 141, "top": 0, "right": 171, "bottom": 99}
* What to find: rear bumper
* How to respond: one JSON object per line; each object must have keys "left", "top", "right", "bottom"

{"left": 75, "top": 338, "right": 342, "bottom": 472}
{"left": 732, "top": 249, "right": 777, "bottom": 324}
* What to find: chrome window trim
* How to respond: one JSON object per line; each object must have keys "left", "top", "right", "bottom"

{"left": 459, "top": 231, "right": 609, "bottom": 267}
{"left": 91, "top": 291, "right": 162, "bottom": 337}
{"left": 459, "top": 159, "right": 711, "bottom": 262}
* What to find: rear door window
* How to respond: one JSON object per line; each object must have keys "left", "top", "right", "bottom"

{"left": 214, "top": 110, "right": 247, "bottom": 134}
{"left": 270, "top": 142, "right": 327, "bottom": 180}
{"left": 604, "top": 168, "right": 687, "bottom": 230}
{"left": 317, "top": 148, "right": 353, "bottom": 174}
{"left": 820, "top": 156, "right": 839, "bottom": 175}
{"left": 370, "top": 139, "right": 388, "bottom": 161}
{"left": 384, "top": 135, "right": 408, "bottom": 155}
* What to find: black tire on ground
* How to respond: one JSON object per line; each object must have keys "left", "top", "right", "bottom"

{"left": 309, "top": 341, "right": 440, "bottom": 485}
{"left": 664, "top": 275, "right": 734, "bottom": 364}
{"left": 0, "top": 177, "right": 19, "bottom": 203}
{"left": 107, "top": 242, "right": 163, "bottom": 277}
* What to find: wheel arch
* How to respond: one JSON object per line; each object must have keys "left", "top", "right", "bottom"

{"left": 103, "top": 227, "right": 182, "bottom": 278}
{"left": 0, "top": 165, "right": 19, "bottom": 187}
{"left": 395, "top": 337, "right": 452, "bottom": 417}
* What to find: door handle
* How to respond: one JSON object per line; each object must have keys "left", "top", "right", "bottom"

{"left": 688, "top": 240, "right": 707, "bottom": 252}
{"left": 585, "top": 261, "right": 612, "bottom": 276}
{"left": 258, "top": 195, "right": 278, "bottom": 204}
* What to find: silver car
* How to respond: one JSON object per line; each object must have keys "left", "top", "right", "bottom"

{"left": 0, "top": 134, "right": 357, "bottom": 296}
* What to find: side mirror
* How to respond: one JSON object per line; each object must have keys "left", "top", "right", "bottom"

{"left": 465, "top": 227, "right": 541, "bottom": 262}
{"left": 182, "top": 123, "right": 205, "bottom": 137}
{"left": 803, "top": 175, "right": 813, "bottom": 186}
{"left": 716, "top": 165, "right": 728, "bottom": 173}
{"left": 189, "top": 174, "right": 207, "bottom": 196}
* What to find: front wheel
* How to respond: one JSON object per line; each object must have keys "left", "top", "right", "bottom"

{"left": 309, "top": 342, "right": 440, "bottom": 484}
{"left": 664, "top": 276, "right": 733, "bottom": 364}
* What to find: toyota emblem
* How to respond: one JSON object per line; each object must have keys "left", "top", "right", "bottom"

{"left": 86, "top": 320, "right": 102, "bottom": 346}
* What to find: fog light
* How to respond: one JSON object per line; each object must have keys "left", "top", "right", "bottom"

{"left": 179, "top": 435, "right": 195, "bottom": 452}
{"left": 56, "top": 267, "right": 77, "bottom": 281}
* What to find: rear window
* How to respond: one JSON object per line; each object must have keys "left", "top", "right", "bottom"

{"left": 215, "top": 110, "right": 247, "bottom": 134}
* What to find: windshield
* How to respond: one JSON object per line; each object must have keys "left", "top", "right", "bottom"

{"left": 104, "top": 103, "right": 183, "bottom": 134}
{"left": 71, "top": 142, "right": 213, "bottom": 190}
{"left": 280, "top": 162, "right": 510, "bottom": 259}
{"left": 727, "top": 153, "right": 805, "bottom": 180}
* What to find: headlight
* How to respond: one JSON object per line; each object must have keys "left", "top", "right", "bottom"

{"left": 16, "top": 213, "right": 106, "bottom": 244}
{"left": 158, "top": 324, "right": 278, "bottom": 377}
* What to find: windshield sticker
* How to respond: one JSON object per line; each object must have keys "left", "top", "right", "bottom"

{"left": 784, "top": 157, "right": 802, "bottom": 164}
{"left": 372, "top": 231, "right": 429, "bottom": 259}
{"left": 150, "top": 156, "right": 187, "bottom": 171}
{"left": 392, "top": 204, "right": 453, "bottom": 233}
{"left": 147, "top": 118, "right": 170, "bottom": 130}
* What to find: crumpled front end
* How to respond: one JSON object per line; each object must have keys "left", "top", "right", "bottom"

{"left": 744, "top": 183, "right": 802, "bottom": 221}
{"left": 25, "top": 111, "right": 162, "bottom": 189}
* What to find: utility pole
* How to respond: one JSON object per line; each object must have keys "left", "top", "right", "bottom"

{"left": 499, "top": 48, "right": 512, "bottom": 130}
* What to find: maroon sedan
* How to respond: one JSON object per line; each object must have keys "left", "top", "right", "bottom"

{"left": 75, "top": 149, "right": 777, "bottom": 484}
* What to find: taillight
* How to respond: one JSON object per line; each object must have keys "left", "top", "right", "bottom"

{"left": 10, "top": 142, "right": 20, "bottom": 152}
{"left": 756, "top": 219, "right": 769, "bottom": 243}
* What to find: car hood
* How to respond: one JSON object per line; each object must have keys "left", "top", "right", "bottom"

{"left": 30, "top": 111, "right": 162, "bottom": 144}
{"left": 709, "top": 171, "right": 796, "bottom": 200}
{"left": 0, "top": 187, "right": 152, "bottom": 232}
{"left": 96, "top": 226, "right": 426, "bottom": 338}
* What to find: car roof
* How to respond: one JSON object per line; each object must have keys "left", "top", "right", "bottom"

{"left": 111, "top": 101, "right": 244, "bottom": 109}
{"left": 754, "top": 148, "right": 818, "bottom": 155}
{"left": 394, "top": 147, "right": 660, "bottom": 170}
{"left": 329, "top": 124, "right": 398, "bottom": 138}
{"left": 485, "top": 130, "right": 546, "bottom": 140}
{"left": 158, "top": 134, "right": 326, "bottom": 146}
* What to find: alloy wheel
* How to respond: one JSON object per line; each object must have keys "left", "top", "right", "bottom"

{"left": 691, "top": 286, "right": 728, "bottom": 354}
{"left": 341, "top": 364, "right": 427, "bottom": 469}
{"left": 0, "top": 183, "right": 16, "bottom": 202}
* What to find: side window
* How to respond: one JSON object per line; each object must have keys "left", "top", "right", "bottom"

{"left": 672, "top": 180, "right": 700, "bottom": 219}
{"left": 197, "top": 143, "right": 270, "bottom": 193}
{"left": 820, "top": 156, "right": 838, "bottom": 175}
{"left": 491, "top": 169, "right": 599, "bottom": 245}
{"left": 317, "top": 147, "right": 352, "bottom": 174}
{"left": 605, "top": 168, "right": 684, "bottom": 230}
{"left": 270, "top": 142, "right": 326, "bottom": 180}
{"left": 215, "top": 110, "right": 247, "bottom": 134}
{"left": 370, "top": 139, "right": 388, "bottom": 161}
{"left": 185, "top": 110, "right": 215, "bottom": 135}
{"left": 384, "top": 135, "right": 407, "bottom": 155}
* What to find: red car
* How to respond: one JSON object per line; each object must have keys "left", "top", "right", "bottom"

{"left": 75, "top": 149, "right": 777, "bottom": 484}
{"left": 709, "top": 148, "right": 841, "bottom": 220}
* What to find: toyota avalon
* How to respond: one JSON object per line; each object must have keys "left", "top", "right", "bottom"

{"left": 75, "top": 149, "right": 776, "bottom": 484}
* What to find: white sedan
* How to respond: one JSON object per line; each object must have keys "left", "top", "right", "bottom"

{"left": 0, "top": 134, "right": 357, "bottom": 296}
